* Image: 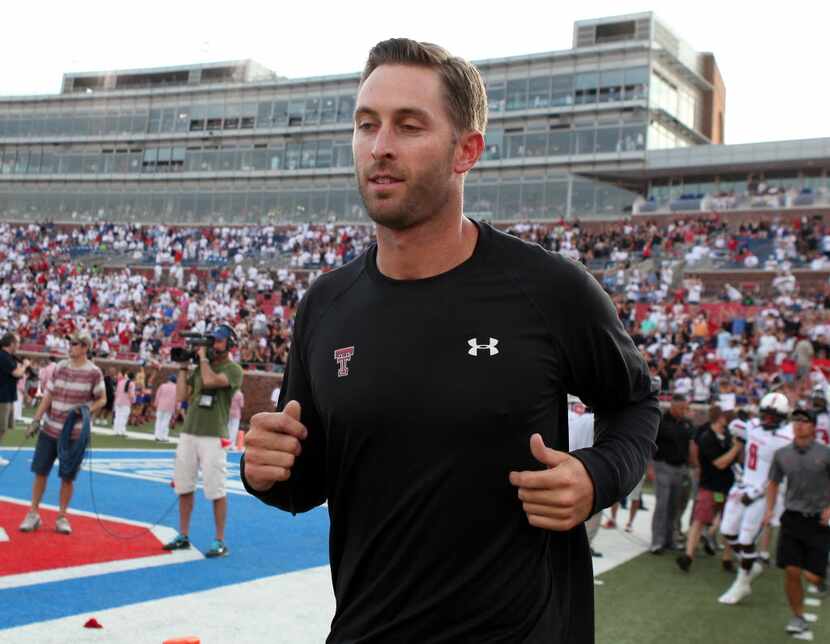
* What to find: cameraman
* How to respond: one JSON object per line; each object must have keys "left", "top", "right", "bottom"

{"left": 0, "top": 333, "right": 30, "bottom": 465}
{"left": 163, "top": 324, "right": 243, "bottom": 558}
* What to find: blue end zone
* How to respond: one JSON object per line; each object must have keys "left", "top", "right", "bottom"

{"left": 0, "top": 449, "right": 330, "bottom": 629}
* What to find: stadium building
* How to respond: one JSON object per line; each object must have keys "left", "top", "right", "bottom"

{"left": 0, "top": 11, "right": 828, "bottom": 224}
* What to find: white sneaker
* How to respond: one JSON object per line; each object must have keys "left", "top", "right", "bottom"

{"left": 55, "top": 515, "right": 72, "bottom": 535}
{"left": 19, "top": 511, "right": 41, "bottom": 532}
{"left": 719, "top": 579, "right": 751, "bottom": 605}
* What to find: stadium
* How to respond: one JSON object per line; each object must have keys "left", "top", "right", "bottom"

{"left": 0, "top": 9, "right": 829, "bottom": 644}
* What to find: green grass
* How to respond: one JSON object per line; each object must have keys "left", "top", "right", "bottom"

{"left": 596, "top": 547, "right": 828, "bottom": 644}
{"left": 1, "top": 407, "right": 179, "bottom": 451}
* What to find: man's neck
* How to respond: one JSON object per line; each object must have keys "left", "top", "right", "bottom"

{"left": 794, "top": 436, "right": 814, "bottom": 450}
{"left": 69, "top": 356, "right": 87, "bottom": 369}
{"left": 375, "top": 212, "right": 478, "bottom": 281}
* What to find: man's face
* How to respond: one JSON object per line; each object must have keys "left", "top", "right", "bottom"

{"left": 793, "top": 419, "right": 815, "bottom": 442}
{"left": 68, "top": 340, "right": 87, "bottom": 359}
{"left": 212, "top": 338, "right": 228, "bottom": 357}
{"left": 353, "top": 64, "right": 460, "bottom": 231}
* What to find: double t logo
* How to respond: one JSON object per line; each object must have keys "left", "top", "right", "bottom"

{"left": 334, "top": 346, "right": 355, "bottom": 377}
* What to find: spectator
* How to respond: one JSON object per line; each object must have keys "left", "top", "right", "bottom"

{"left": 228, "top": 389, "right": 244, "bottom": 451}
{"left": 0, "top": 333, "right": 30, "bottom": 466}
{"left": 153, "top": 374, "right": 178, "bottom": 442}
{"left": 113, "top": 371, "right": 135, "bottom": 438}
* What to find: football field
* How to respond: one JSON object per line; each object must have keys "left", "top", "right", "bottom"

{"left": 0, "top": 416, "right": 826, "bottom": 644}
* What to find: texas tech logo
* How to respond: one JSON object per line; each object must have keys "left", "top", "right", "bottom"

{"left": 334, "top": 346, "right": 355, "bottom": 377}
{"left": 468, "top": 338, "right": 499, "bottom": 357}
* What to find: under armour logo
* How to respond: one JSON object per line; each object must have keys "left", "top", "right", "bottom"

{"left": 334, "top": 346, "right": 355, "bottom": 377}
{"left": 468, "top": 337, "right": 499, "bottom": 357}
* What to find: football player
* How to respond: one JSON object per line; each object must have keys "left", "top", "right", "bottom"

{"left": 718, "top": 392, "right": 794, "bottom": 605}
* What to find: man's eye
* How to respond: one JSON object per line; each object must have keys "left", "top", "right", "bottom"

{"left": 357, "top": 122, "right": 376, "bottom": 131}
{"left": 400, "top": 124, "right": 421, "bottom": 132}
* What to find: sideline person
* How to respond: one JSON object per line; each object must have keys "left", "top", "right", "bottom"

{"left": 241, "top": 39, "right": 659, "bottom": 643}
{"left": 0, "top": 333, "right": 30, "bottom": 466}
{"left": 19, "top": 333, "right": 105, "bottom": 535}
{"left": 763, "top": 407, "right": 830, "bottom": 636}
{"left": 162, "top": 325, "right": 243, "bottom": 558}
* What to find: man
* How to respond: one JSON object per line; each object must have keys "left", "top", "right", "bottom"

{"left": 718, "top": 392, "right": 793, "bottom": 604}
{"left": 811, "top": 385, "right": 830, "bottom": 445}
{"left": 763, "top": 408, "right": 830, "bottom": 635}
{"left": 241, "top": 40, "right": 659, "bottom": 643}
{"left": 0, "top": 333, "right": 30, "bottom": 466}
{"left": 19, "top": 333, "right": 105, "bottom": 535}
{"left": 676, "top": 406, "right": 741, "bottom": 572}
{"left": 228, "top": 389, "right": 244, "bottom": 450}
{"left": 650, "top": 395, "right": 694, "bottom": 554}
{"left": 162, "top": 324, "right": 243, "bottom": 558}
{"left": 153, "top": 374, "right": 178, "bottom": 442}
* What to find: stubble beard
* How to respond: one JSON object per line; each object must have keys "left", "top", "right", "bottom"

{"left": 357, "top": 154, "right": 455, "bottom": 232}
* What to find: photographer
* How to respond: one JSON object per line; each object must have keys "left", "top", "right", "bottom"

{"left": 0, "top": 333, "right": 30, "bottom": 466}
{"left": 162, "top": 324, "right": 243, "bottom": 558}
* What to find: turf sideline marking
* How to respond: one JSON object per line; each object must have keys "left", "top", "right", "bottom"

{"left": 0, "top": 495, "right": 202, "bottom": 590}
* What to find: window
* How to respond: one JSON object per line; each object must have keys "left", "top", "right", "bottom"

{"left": 486, "top": 81, "right": 505, "bottom": 112}
{"left": 305, "top": 98, "right": 320, "bottom": 124}
{"left": 624, "top": 67, "right": 648, "bottom": 101}
{"left": 288, "top": 101, "right": 304, "bottom": 126}
{"left": 573, "top": 128, "right": 595, "bottom": 155}
{"left": 175, "top": 108, "right": 190, "bottom": 133}
{"left": 571, "top": 180, "right": 596, "bottom": 215}
{"left": 528, "top": 77, "right": 551, "bottom": 108}
{"left": 316, "top": 139, "right": 333, "bottom": 168}
{"left": 506, "top": 78, "right": 528, "bottom": 111}
{"left": 525, "top": 132, "right": 547, "bottom": 157}
{"left": 142, "top": 148, "right": 157, "bottom": 172}
{"left": 595, "top": 126, "right": 620, "bottom": 153}
{"left": 189, "top": 106, "right": 205, "bottom": 131}
{"left": 257, "top": 102, "right": 273, "bottom": 128}
{"left": 148, "top": 109, "right": 162, "bottom": 134}
{"left": 574, "top": 72, "right": 598, "bottom": 105}
{"left": 321, "top": 97, "right": 336, "bottom": 123}
{"left": 550, "top": 75, "right": 574, "bottom": 107}
{"left": 505, "top": 129, "right": 525, "bottom": 158}
{"left": 337, "top": 95, "right": 355, "bottom": 123}
{"left": 599, "top": 69, "right": 624, "bottom": 103}
{"left": 272, "top": 101, "right": 289, "bottom": 126}
{"left": 548, "top": 128, "right": 572, "bottom": 156}
{"left": 161, "top": 108, "right": 176, "bottom": 132}
{"left": 483, "top": 129, "right": 503, "bottom": 160}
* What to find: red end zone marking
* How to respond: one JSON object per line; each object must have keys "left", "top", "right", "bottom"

{"left": 0, "top": 500, "right": 169, "bottom": 577}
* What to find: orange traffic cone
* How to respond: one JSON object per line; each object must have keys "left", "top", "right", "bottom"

{"left": 163, "top": 637, "right": 200, "bottom": 644}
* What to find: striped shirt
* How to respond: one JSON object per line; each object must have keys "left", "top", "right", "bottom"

{"left": 44, "top": 359, "right": 105, "bottom": 439}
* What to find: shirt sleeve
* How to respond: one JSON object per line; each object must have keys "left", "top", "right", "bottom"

{"left": 0, "top": 353, "right": 15, "bottom": 377}
{"left": 697, "top": 432, "right": 722, "bottom": 464}
{"left": 768, "top": 450, "right": 785, "bottom": 484}
{"left": 548, "top": 258, "right": 660, "bottom": 514}
{"left": 241, "top": 295, "right": 327, "bottom": 514}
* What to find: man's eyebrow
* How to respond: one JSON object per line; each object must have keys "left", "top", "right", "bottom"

{"left": 354, "top": 106, "right": 431, "bottom": 121}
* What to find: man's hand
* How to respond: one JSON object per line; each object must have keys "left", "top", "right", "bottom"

{"left": 196, "top": 346, "right": 208, "bottom": 361}
{"left": 26, "top": 419, "right": 41, "bottom": 438}
{"left": 762, "top": 508, "right": 774, "bottom": 528}
{"left": 740, "top": 493, "right": 755, "bottom": 506}
{"left": 243, "top": 400, "right": 307, "bottom": 492}
{"left": 509, "top": 433, "right": 595, "bottom": 531}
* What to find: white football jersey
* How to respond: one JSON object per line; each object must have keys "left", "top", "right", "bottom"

{"left": 567, "top": 410, "right": 595, "bottom": 452}
{"left": 815, "top": 411, "right": 830, "bottom": 446}
{"left": 741, "top": 418, "right": 793, "bottom": 493}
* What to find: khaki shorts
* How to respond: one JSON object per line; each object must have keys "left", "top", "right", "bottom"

{"left": 174, "top": 433, "right": 227, "bottom": 500}
{"left": 0, "top": 402, "right": 13, "bottom": 435}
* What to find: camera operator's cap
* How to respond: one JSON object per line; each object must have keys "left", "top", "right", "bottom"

{"left": 211, "top": 325, "right": 234, "bottom": 342}
{"left": 67, "top": 332, "right": 93, "bottom": 347}
{"left": 791, "top": 408, "right": 816, "bottom": 424}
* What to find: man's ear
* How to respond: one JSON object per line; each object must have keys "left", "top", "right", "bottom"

{"left": 454, "top": 131, "right": 484, "bottom": 175}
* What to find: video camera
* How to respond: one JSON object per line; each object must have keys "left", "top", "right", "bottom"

{"left": 171, "top": 325, "right": 238, "bottom": 364}
{"left": 171, "top": 333, "right": 215, "bottom": 364}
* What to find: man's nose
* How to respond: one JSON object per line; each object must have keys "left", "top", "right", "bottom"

{"left": 370, "top": 125, "right": 395, "bottom": 160}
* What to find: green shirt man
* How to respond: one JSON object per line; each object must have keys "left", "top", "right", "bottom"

{"left": 183, "top": 359, "right": 243, "bottom": 438}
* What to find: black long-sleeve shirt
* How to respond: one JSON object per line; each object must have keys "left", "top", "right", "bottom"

{"left": 242, "top": 220, "right": 659, "bottom": 643}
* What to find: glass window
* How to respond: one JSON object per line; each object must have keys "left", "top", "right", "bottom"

{"left": 305, "top": 98, "right": 320, "bottom": 124}
{"left": 521, "top": 182, "right": 545, "bottom": 218}
{"left": 624, "top": 67, "right": 649, "bottom": 101}
{"left": 41, "top": 150, "right": 57, "bottom": 174}
{"left": 550, "top": 74, "right": 573, "bottom": 107}
{"left": 483, "top": 129, "right": 503, "bottom": 160}
{"left": 321, "top": 97, "right": 337, "bottom": 123}
{"left": 114, "top": 150, "right": 129, "bottom": 173}
{"left": 486, "top": 81, "right": 505, "bottom": 112}
{"left": 571, "top": 180, "right": 596, "bottom": 215}
{"left": 257, "top": 101, "right": 273, "bottom": 128}
{"left": 252, "top": 147, "right": 270, "bottom": 170}
{"left": 548, "top": 129, "right": 572, "bottom": 156}
{"left": 528, "top": 77, "right": 551, "bottom": 109}
{"left": 599, "top": 69, "right": 624, "bottom": 103}
{"left": 500, "top": 182, "right": 521, "bottom": 218}
{"left": 545, "top": 180, "right": 568, "bottom": 218}
{"left": 477, "top": 184, "right": 499, "bottom": 217}
{"left": 334, "top": 142, "right": 353, "bottom": 167}
{"left": 506, "top": 78, "right": 528, "bottom": 111}
{"left": 175, "top": 107, "right": 190, "bottom": 133}
{"left": 239, "top": 147, "right": 253, "bottom": 171}
{"left": 505, "top": 130, "right": 525, "bottom": 158}
{"left": 273, "top": 101, "right": 289, "bottom": 126}
{"left": 316, "top": 139, "right": 333, "bottom": 168}
{"left": 301, "top": 140, "right": 317, "bottom": 168}
{"left": 161, "top": 108, "right": 176, "bottom": 132}
{"left": 285, "top": 141, "right": 301, "bottom": 169}
{"left": 525, "top": 132, "right": 547, "bottom": 157}
{"left": 621, "top": 124, "right": 646, "bottom": 151}
{"left": 574, "top": 72, "right": 598, "bottom": 105}
{"left": 595, "top": 126, "right": 621, "bottom": 153}
{"left": 201, "top": 147, "right": 218, "bottom": 171}
{"left": 573, "top": 128, "right": 595, "bottom": 155}
{"left": 268, "top": 146, "right": 283, "bottom": 170}
{"left": 148, "top": 109, "right": 162, "bottom": 134}
{"left": 288, "top": 101, "right": 304, "bottom": 126}
{"left": 337, "top": 95, "right": 355, "bottom": 123}
{"left": 131, "top": 112, "right": 148, "bottom": 134}
{"left": 25, "top": 149, "right": 41, "bottom": 174}
{"left": 142, "top": 148, "right": 157, "bottom": 172}
{"left": 189, "top": 106, "right": 205, "bottom": 131}
{"left": 206, "top": 104, "right": 224, "bottom": 130}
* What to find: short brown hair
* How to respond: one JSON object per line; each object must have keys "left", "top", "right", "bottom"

{"left": 360, "top": 38, "right": 488, "bottom": 135}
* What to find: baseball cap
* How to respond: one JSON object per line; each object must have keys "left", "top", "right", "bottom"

{"left": 211, "top": 325, "right": 234, "bottom": 341}
{"left": 67, "top": 332, "right": 93, "bottom": 347}
{"left": 791, "top": 408, "right": 816, "bottom": 424}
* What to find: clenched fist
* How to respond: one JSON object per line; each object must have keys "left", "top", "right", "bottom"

{"left": 244, "top": 400, "right": 307, "bottom": 492}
